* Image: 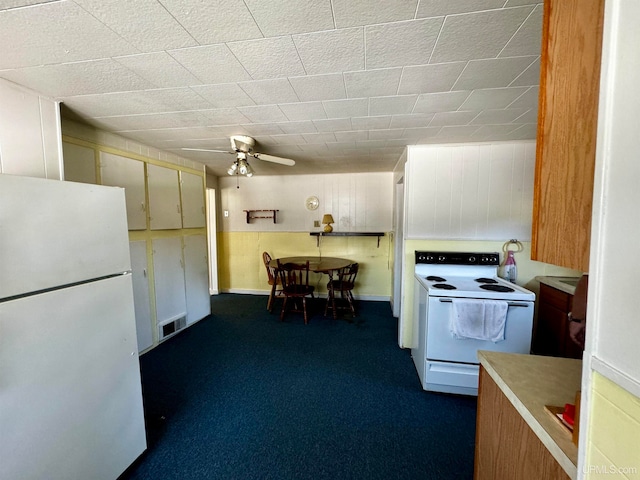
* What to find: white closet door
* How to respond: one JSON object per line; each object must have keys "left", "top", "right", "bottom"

{"left": 183, "top": 235, "right": 210, "bottom": 325}
{"left": 152, "top": 237, "right": 187, "bottom": 325}
{"left": 180, "top": 171, "right": 206, "bottom": 228}
{"left": 129, "top": 241, "right": 153, "bottom": 352}
{"left": 148, "top": 164, "right": 181, "bottom": 230}
{"left": 100, "top": 152, "right": 146, "bottom": 230}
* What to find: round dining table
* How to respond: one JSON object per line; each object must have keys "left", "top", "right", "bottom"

{"left": 269, "top": 256, "right": 353, "bottom": 274}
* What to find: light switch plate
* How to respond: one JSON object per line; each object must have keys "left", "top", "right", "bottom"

{"left": 314, "top": 220, "right": 320, "bottom": 227}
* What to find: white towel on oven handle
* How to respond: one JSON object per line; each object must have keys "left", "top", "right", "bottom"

{"left": 450, "top": 299, "right": 509, "bottom": 343}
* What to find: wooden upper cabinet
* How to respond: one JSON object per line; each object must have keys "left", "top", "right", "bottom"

{"left": 532, "top": 0, "right": 604, "bottom": 271}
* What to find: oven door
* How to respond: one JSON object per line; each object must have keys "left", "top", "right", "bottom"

{"left": 425, "top": 296, "right": 534, "bottom": 364}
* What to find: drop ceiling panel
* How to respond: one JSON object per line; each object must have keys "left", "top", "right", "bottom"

{"left": 0, "top": 1, "right": 545, "bottom": 176}
{"left": 365, "top": 18, "right": 443, "bottom": 69}
{"left": 430, "top": 7, "right": 535, "bottom": 63}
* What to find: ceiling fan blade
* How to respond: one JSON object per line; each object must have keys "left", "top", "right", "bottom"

{"left": 181, "top": 148, "right": 231, "bottom": 154}
{"left": 253, "top": 153, "right": 296, "bottom": 166}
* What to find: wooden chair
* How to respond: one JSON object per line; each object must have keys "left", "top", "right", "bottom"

{"left": 325, "top": 263, "right": 359, "bottom": 319}
{"left": 276, "top": 260, "right": 315, "bottom": 324}
{"left": 262, "top": 251, "right": 282, "bottom": 312}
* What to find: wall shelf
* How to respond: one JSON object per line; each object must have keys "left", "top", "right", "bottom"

{"left": 244, "top": 209, "right": 278, "bottom": 224}
{"left": 310, "top": 231, "right": 385, "bottom": 247}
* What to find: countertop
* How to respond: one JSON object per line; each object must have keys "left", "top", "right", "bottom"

{"left": 536, "top": 275, "right": 581, "bottom": 295}
{"left": 478, "top": 351, "right": 582, "bottom": 479}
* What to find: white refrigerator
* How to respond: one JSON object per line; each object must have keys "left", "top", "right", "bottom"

{"left": 0, "top": 175, "right": 146, "bottom": 479}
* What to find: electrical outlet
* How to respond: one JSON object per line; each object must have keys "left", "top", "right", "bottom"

{"left": 314, "top": 220, "right": 320, "bottom": 227}
{"left": 224, "top": 210, "right": 229, "bottom": 217}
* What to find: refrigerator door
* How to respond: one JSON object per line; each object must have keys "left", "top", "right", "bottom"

{"left": 0, "top": 175, "right": 131, "bottom": 299}
{"left": 0, "top": 275, "right": 146, "bottom": 480}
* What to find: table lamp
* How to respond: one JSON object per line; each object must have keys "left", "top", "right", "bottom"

{"left": 322, "top": 214, "right": 334, "bottom": 233}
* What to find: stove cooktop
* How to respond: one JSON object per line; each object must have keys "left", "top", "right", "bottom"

{"left": 415, "top": 274, "right": 535, "bottom": 301}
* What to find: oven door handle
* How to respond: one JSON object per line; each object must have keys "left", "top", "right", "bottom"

{"left": 438, "top": 299, "right": 530, "bottom": 307}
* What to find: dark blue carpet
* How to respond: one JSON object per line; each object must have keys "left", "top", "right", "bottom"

{"left": 120, "top": 294, "right": 477, "bottom": 480}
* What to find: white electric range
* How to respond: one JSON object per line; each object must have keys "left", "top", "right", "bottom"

{"left": 412, "top": 251, "right": 535, "bottom": 396}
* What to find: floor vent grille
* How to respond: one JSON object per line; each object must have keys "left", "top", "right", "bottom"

{"left": 159, "top": 316, "right": 186, "bottom": 341}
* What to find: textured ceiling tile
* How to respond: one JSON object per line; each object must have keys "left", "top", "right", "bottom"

{"left": 460, "top": 87, "right": 529, "bottom": 110}
{"left": 471, "top": 124, "right": 520, "bottom": 139}
{"left": 168, "top": 45, "right": 252, "bottom": 84}
{"left": 470, "top": 108, "right": 529, "bottom": 124}
{"left": 190, "top": 83, "right": 256, "bottom": 108}
{"left": 511, "top": 108, "right": 537, "bottom": 123}
{"left": 344, "top": 68, "right": 402, "bottom": 98}
{"left": 114, "top": 52, "right": 202, "bottom": 88}
{"left": 412, "top": 91, "right": 471, "bottom": 114}
{"left": 389, "top": 113, "right": 434, "bottom": 129}
{"left": 509, "top": 57, "right": 540, "bottom": 86}
{"left": 500, "top": 5, "right": 543, "bottom": 57}
{"left": 501, "top": 122, "right": 537, "bottom": 139}
{"left": 369, "top": 95, "right": 418, "bottom": 116}
{"left": 244, "top": 0, "right": 334, "bottom": 36}
{"left": 504, "top": 0, "right": 542, "bottom": 7}
{"left": 277, "top": 121, "right": 317, "bottom": 134}
{"left": 333, "top": 0, "right": 418, "bottom": 28}
{"left": 240, "top": 123, "right": 285, "bottom": 135}
{"left": 430, "top": 7, "right": 534, "bottom": 63}
{"left": 368, "top": 128, "right": 405, "bottom": 141}
{"left": 351, "top": 116, "right": 392, "bottom": 130}
{"left": 312, "top": 118, "right": 353, "bottom": 132}
{"left": 435, "top": 125, "right": 482, "bottom": 139}
{"left": 453, "top": 56, "right": 537, "bottom": 90}
{"left": 238, "top": 78, "right": 299, "bottom": 105}
{"left": 322, "top": 99, "right": 368, "bottom": 119}
{"left": 73, "top": 0, "right": 196, "bottom": 51}
{"left": 0, "top": 1, "right": 57, "bottom": 9}
{"left": 159, "top": 0, "right": 262, "bottom": 44}
{"left": 62, "top": 88, "right": 209, "bottom": 117}
{"left": 301, "top": 133, "right": 337, "bottom": 144}
{"left": 335, "top": 130, "right": 368, "bottom": 142}
{"left": 402, "top": 126, "right": 441, "bottom": 140}
{"left": 397, "top": 62, "right": 466, "bottom": 94}
{"left": 289, "top": 74, "right": 346, "bottom": 102}
{"left": 0, "top": 1, "right": 137, "bottom": 69}
{"left": 94, "top": 111, "right": 211, "bottom": 131}
{"left": 293, "top": 28, "right": 364, "bottom": 75}
{"left": 279, "top": 102, "right": 327, "bottom": 121}
{"left": 198, "top": 108, "right": 250, "bottom": 125}
{"left": 416, "top": 0, "right": 505, "bottom": 18}
{"left": 1, "top": 59, "right": 154, "bottom": 97}
{"left": 228, "top": 37, "right": 305, "bottom": 80}
{"left": 507, "top": 86, "right": 539, "bottom": 109}
{"left": 237, "top": 105, "right": 288, "bottom": 123}
{"left": 429, "top": 111, "right": 479, "bottom": 126}
{"left": 270, "top": 134, "right": 307, "bottom": 145}
{"left": 365, "top": 18, "right": 443, "bottom": 69}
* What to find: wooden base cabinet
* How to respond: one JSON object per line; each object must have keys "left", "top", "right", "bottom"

{"left": 474, "top": 367, "right": 570, "bottom": 480}
{"left": 533, "top": 284, "right": 583, "bottom": 359}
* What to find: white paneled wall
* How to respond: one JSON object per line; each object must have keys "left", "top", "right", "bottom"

{"left": 0, "top": 79, "right": 62, "bottom": 179}
{"left": 406, "top": 141, "right": 535, "bottom": 240}
{"left": 219, "top": 172, "right": 393, "bottom": 232}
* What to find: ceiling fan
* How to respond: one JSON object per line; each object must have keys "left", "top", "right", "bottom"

{"left": 182, "top": 135, "right": 295, "bottom": 177}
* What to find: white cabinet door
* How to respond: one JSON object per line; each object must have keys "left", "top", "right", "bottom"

{"left": 183, "top": 235, "right": 210, "bottom": 325}
{"left": 180, "top": 171, "right": 205, "bottom": 228}
{"left": 148, "top": 164, "right": 181, "bottom": 230}
{"left": 152, "top": 237, "right": 187, "bottom": 325}
{"left": 130, "top": 241, "right": 153, "bottom": 352}
{"left": 100, "top": 152, "right": 146, "bottom": 230}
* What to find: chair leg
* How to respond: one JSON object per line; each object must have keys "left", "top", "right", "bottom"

{"left": 324, "top": 286, "right": 333, "bottom": 316}
{"left": 280, "top": 296, "right": 288, "bottom": 321}
{"left": 347, "top": 290, "right": 356, "bottom": 316}
{"left": 302, "top": 297, "right": 308, "bottom": 325}
{"left": 267, "top": 284, "right": 275, "bottom": 312}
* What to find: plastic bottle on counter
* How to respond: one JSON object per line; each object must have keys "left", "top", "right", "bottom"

{"left": 502, "top": 250, "right": 517, "bottom": 283}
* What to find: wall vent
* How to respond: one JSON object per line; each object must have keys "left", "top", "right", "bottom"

{"left": 158, "top": 316, "right": 186, "bottom": 341}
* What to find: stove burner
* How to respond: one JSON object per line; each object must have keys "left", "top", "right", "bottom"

{"left": 426, "top": 276, "right": 446, "bottom": 282}
{"left": 475, "top": 277, "right": 498, "bottom": 284}
{"left": 433, "top": 283, "right": 456, "bottom": 290}
{"left": 480, "top": 284, "right": 514, "bottom": 293}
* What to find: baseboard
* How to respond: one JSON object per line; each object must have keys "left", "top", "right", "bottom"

{"left": 220, "top": 288, "right": 390, "bottom": 302}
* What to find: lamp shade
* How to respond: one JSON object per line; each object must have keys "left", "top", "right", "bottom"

{"left": 322, "top": 214, "right": 334, "bottom": 224}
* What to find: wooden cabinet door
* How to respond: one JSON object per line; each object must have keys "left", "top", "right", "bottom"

{"left": 148, "top": 164, "right": 181, "bottom": 230}
{"left": 532, "top": 0, "right": 604, "bottom": 271}
{"left": 180, "top": 171, "right": 205, "bottom": 228}
{"left": 100, "top": 152, "right": 146, "bottom": 230}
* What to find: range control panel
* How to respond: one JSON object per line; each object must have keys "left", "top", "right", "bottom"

{"left": 415, "top": 251, "right": 500, "bottom": 266}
